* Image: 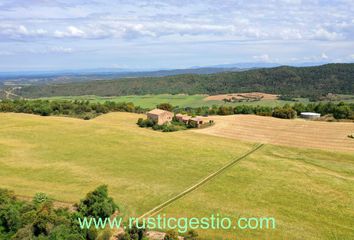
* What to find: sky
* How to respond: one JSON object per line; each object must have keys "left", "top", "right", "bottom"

{"left": 0, "top": 0, "right": 353, "bottom": 71}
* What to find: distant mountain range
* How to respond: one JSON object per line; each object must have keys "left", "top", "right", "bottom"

{"left": 0, "top": 61, "right": 332, "bottom": 82}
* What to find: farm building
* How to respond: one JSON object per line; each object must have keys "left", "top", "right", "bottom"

{"left": 300, "top": 112, "right": 321, "bottom": 119}
{"left": 189, "top": 117, "right": 204, "bottom": 127}
{"left": 176, "top": 114, "right": 204, "bottom": 127}
{"left": 147, "top": 109, "right": 174, "bottom": 125}
{"left": 176, "top": 113, "right": 191, "bottom": 123}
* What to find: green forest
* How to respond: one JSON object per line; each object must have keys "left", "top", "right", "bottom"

{"left": 13, "top": 63, "right": 354, "bottom": 99}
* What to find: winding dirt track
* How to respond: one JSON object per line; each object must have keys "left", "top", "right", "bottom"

{"left": 194, "top": 115, "right": 354, "bottom": 152}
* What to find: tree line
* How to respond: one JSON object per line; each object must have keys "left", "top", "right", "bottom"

{"left": 0, "top": 100, "right": 146, "bottom": 119}
{"left": 174, "top": 102, "right": 354, "bottom": 120}
{"left": 13, "top": 63, "right": 354, "bottom": 99}
{"left": 0, "top": 99, "right": 353, "bottom": 120}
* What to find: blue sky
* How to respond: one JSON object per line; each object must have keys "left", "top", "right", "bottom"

{"left": 0, "top": 0, "right": 353, "bottom": 71}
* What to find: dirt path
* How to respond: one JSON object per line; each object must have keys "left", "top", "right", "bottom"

{"left": 194, "top": 115, "right": 354, "bottom": 152}
{"left": 1, "top": 87, "right": 22, "bottom": 99}
{"left": 111, "top": 144, "right": 264, "bottom": 239}
{"left": 137, "top": 143, "right": 264, "bottom": 220}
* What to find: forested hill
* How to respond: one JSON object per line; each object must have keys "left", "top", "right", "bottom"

{"left": 14, "top": 63, "right": 354, "bottom": 98}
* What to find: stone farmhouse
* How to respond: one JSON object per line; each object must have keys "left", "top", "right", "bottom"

{"left": 147, "top": 109, "right": 174, "bottom": 125}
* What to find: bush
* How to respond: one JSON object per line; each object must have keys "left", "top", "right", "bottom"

{"left": 137, "top": 118, "right": 155, "bottom": 128}
{"left": 33, "top": 192, "right": 49, "bottom": 205}
{"left": 164, "top": 230, "right": 178, "bottom": 240}
{"left": 184, "top": 230, "right": 199, "bottom": 240}
{"left": 272, "top": 106, "right": 297, "bottom": 119}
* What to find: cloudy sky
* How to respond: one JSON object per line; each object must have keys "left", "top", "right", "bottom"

{"left": 0, "top": 0, "right": 354, "bottom": 71}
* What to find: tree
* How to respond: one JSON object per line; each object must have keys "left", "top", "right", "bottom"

{"left": 157, "top": 103, "right": 173, "bottom": 112}
{"left": 0, "top": 189, "right": 21, "bottom": 234}
{"left": 77, "top": 185, "right": 118, "bottom": 218}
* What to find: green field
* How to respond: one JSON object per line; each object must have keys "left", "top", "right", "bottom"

{"left": 41, "top": 94, "right": 354, "bottom": 108}
{"left": 0, "top": 112, "right": 353, "bottom": 239}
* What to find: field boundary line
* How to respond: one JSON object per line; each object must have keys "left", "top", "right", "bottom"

{"left": 15, "top": 194, "right": 76, "bottom": 210}
{"left": 137, "top": 143, "right": 264, "bottom": 220}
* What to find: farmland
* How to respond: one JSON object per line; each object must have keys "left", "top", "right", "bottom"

{"left": 40, "top": 93, "right": 354, "bottom": 108}
{"left": 195, "top": 115, "right": 354, "bottom": 152}
{"left": 0, "top": 112, "right": 353, "bottom": 239}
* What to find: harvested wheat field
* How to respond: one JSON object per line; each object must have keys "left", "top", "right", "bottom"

{"left": 204, "top": 92, "right": 278, "bottom": 101}
{"left": 194, "top": 115, "right": 354, "bottom": 152}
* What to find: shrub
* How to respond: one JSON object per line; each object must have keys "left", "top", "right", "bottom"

{"left": 33, "top": 192, "right": 49, "bottom": 205}
{"left": 272, "top": 106, "right": 297, "bottom": 119}
{"left": 184, "top": 230, "right": 199, "bottom": 240}
{"left": 164, "top": 230, "right": 178, "bottom": 240}
{"left": 137, "top": 118, "right": 155, "bottom": 128}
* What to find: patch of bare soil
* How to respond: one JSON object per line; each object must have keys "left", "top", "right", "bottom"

{"left": 204, "top": 92, "right": 279, "bottom": 101}
{"left": 193, "top": 115, "right": 354, "bottom": 152}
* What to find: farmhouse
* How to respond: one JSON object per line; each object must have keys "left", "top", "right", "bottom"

{"left": 147, "top": 109, "right": 174, "bottom": 125}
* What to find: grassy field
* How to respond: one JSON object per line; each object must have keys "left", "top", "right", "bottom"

{"left": 161, "top": 145, "right": 354, "bottom": 239}
{"left": 40, "top": 94, "right": 354, "bottom": 108}
{"left": 0, "top": 112, "right": 353, "bottom": 239}
{"left": 0, "top": 112, "right": 253, "bottom": 215}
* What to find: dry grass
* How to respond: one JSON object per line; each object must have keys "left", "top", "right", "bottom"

{"left": 161, "top": 144, "right": 354, "bottom": 240}
{"left": 0, "top": 112, "right": 353, "bottom": 239}
{"left": 194, "top": 115, "right": 354, "bottom": 152}
{"left": 0, "top": 112, "right": 253, "bottom": 216}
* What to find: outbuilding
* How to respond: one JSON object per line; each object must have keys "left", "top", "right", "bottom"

{"left": 189, "top": 117, "right": 204, "bottom": 127}
{"left": 300, "top": 112, "right": 321, "bottom": 119}
{"left": 176, "top": 113, "right": 191, "bottom": 123}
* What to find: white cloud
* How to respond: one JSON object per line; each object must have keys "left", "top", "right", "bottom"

{"left": 253, "top": 54, "right": 271, "bottom": 62}
{"left": 311, "top": 28, "right": 343, "bottom": 41}
{"left": 48, "top": 46, "right": 73, "bottom": 53}
{"left": 321, "top": 52, "right": 329, "bottom": 59}
{"left": 0, "top": 24, "right": 48, "bottom": 39}
{"left": 54, "top": 26, "right": 86, "bottom": 38}
{"left": 0, "top": 1, "right": 353, "bottom": 42}
{"left": 0, "top": 0, "right": 354, "bottom": 69}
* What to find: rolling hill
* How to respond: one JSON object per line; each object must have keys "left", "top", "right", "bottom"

{"left": 0, "top": 112, "right": 353, "bottom": 239}
{"left": 13, "top": 63, "right": 354, "bottom": 99}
